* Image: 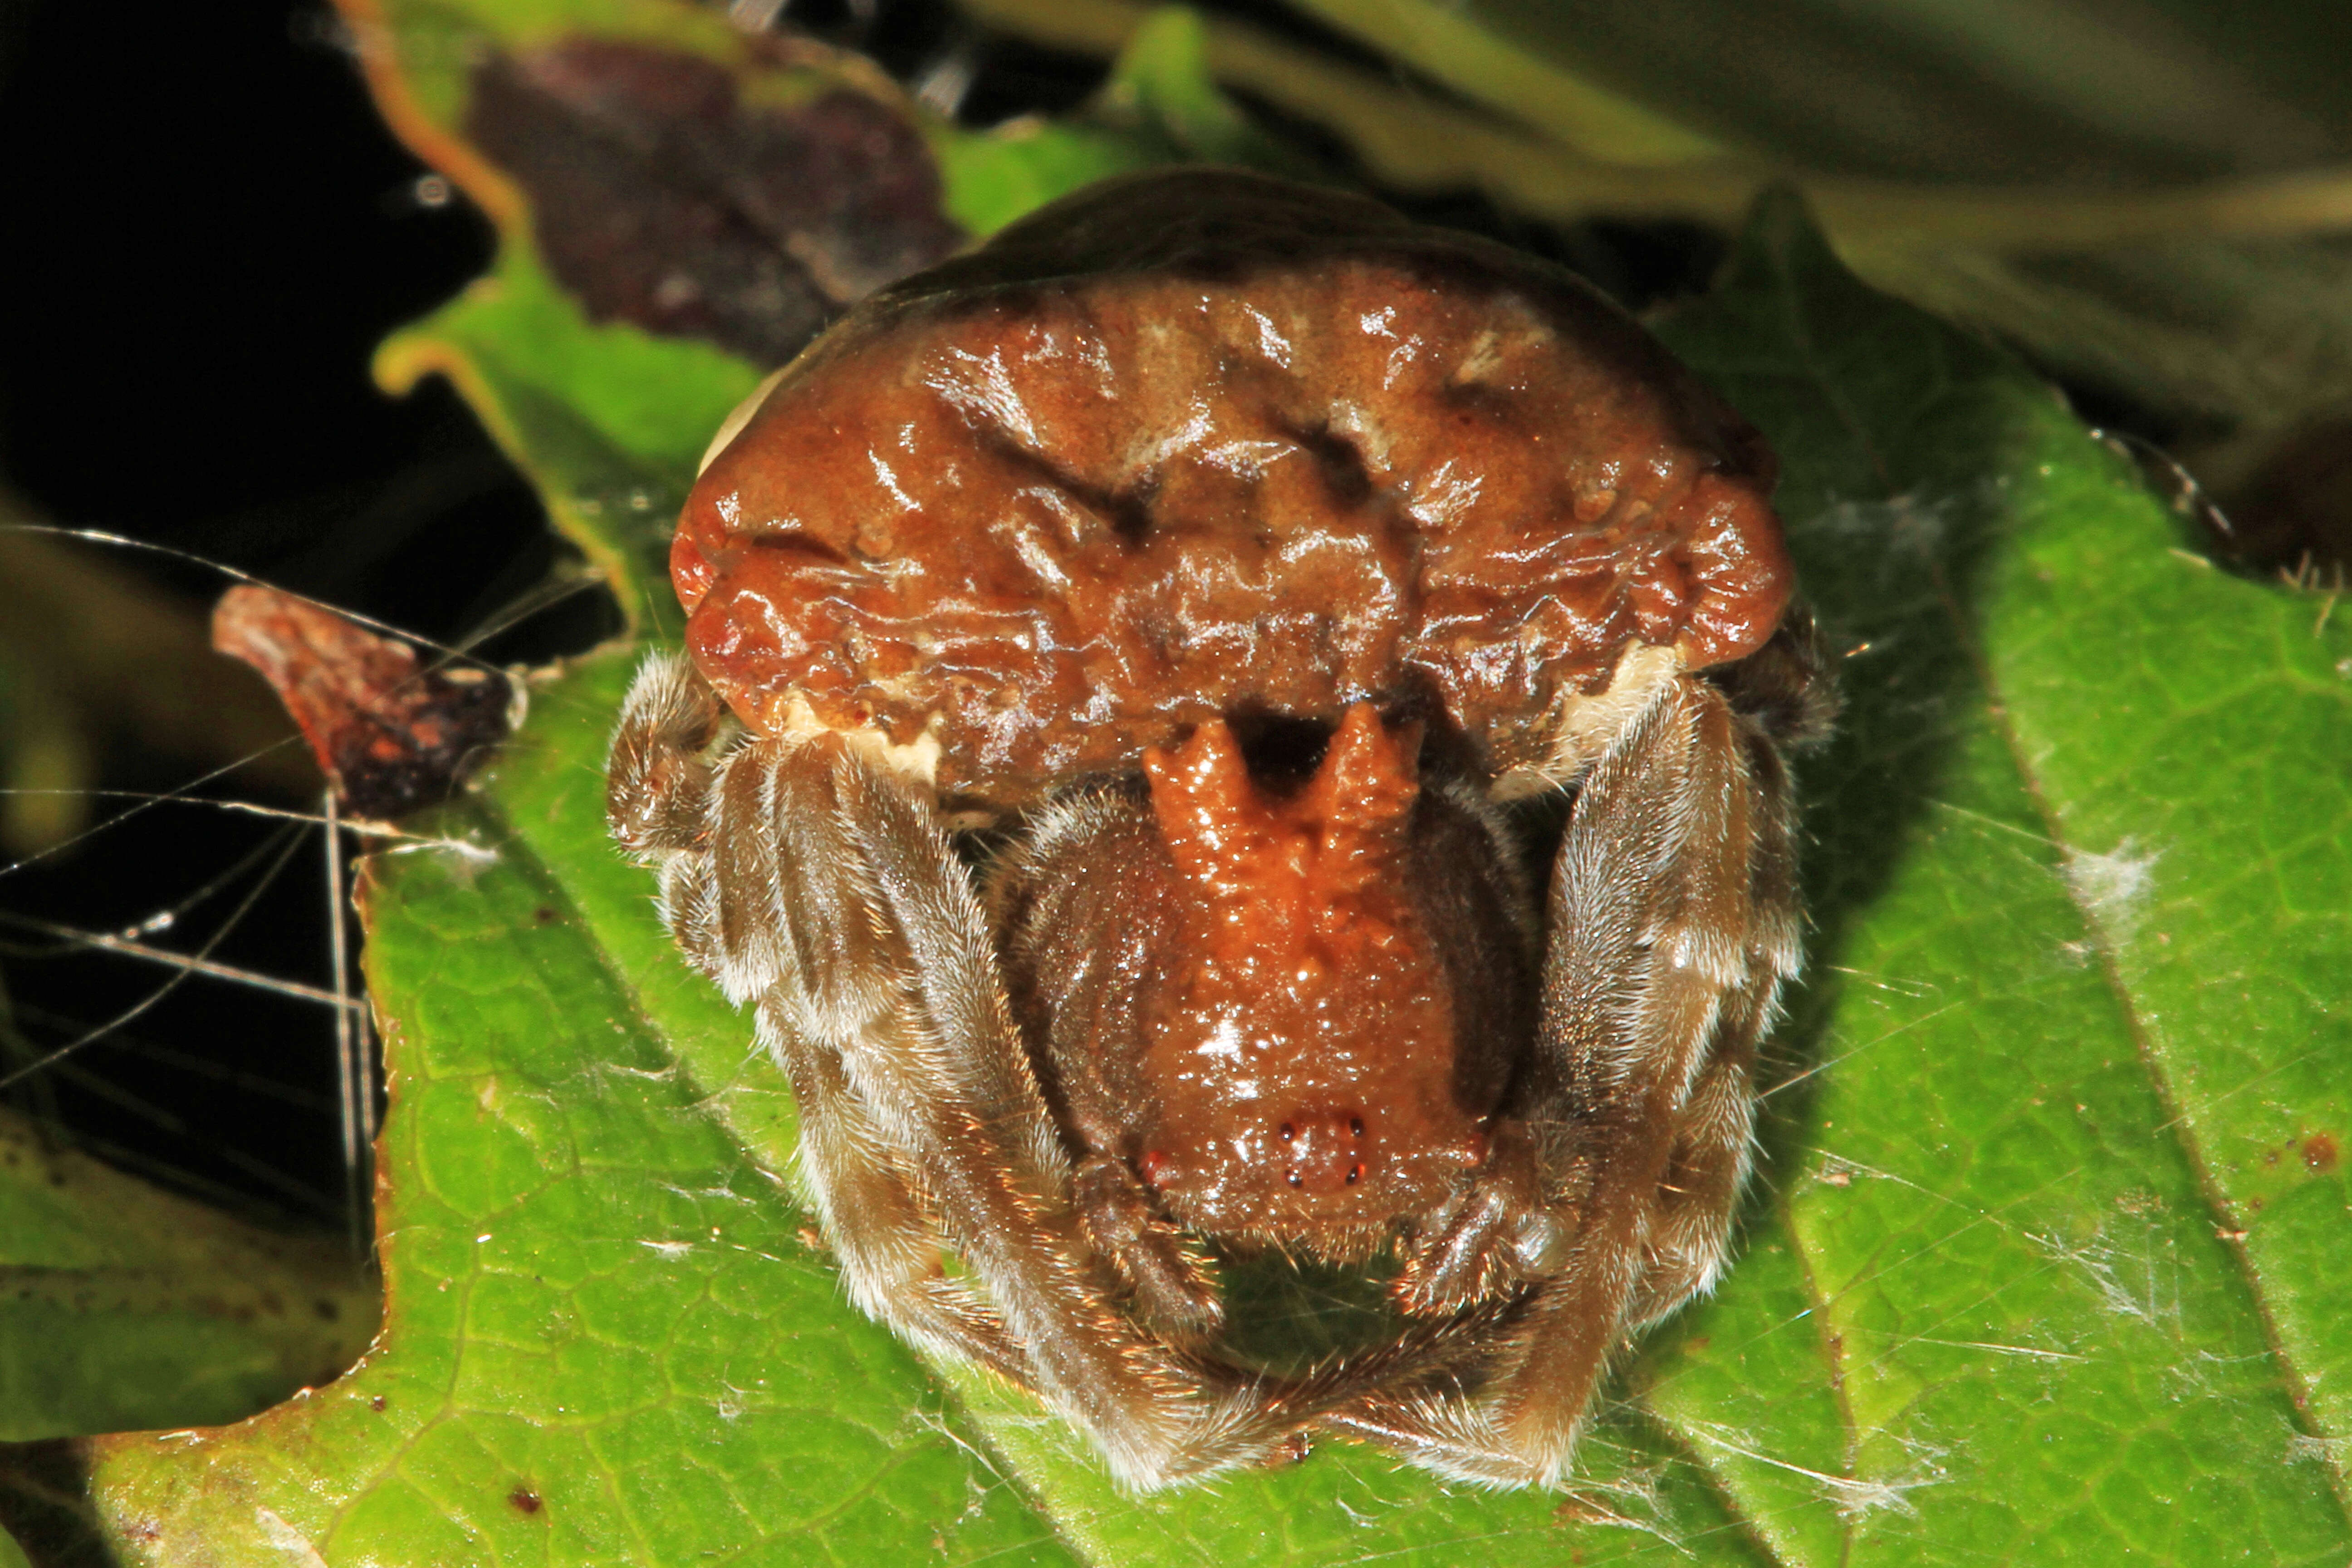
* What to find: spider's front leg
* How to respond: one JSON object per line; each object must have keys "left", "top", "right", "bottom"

{"left": 609, "top": 656, "right": 1019, "bottom": 1379}
{"left": 611, "top": 654, "right": 1340, "bottom": 1489}
{"left": 1335, "top": 666, "right": 1804, "bottom": 1486}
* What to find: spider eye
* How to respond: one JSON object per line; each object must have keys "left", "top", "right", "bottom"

{"left": 1346, "top": 1163, "right": 1364, "bottom": 1185}
{"left": 1349, "top": 1117, "right": 1365, "bottom": 1139}
{"left": 1279, "top": 1122, "right": 1296, "bottom": 1142}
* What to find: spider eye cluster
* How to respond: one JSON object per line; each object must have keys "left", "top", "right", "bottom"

{"left": 1276, "top": 1109, "right": 1372, "bottom": 1193}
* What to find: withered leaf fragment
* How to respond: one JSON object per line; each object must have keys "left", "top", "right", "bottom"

{"left": 211, "top": 586, "right": 512, "bottom": 822}
{"left": 466, "top": 38, "right": 967, "bottom": 368}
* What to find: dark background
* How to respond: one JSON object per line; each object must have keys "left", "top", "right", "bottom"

{"left": 0, "top": 0, "right": 535, "bottom": 1230}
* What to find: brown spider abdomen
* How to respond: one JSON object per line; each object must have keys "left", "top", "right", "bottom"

{"left": 672, "top": 170, "right": 1792, "bottom": 807}
{"left": 1125, "top": 706, "right": 1516, "bottom": 1254}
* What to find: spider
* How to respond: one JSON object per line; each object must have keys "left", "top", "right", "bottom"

{"left": 607, "top": 169, "right": 1833, "bottom": 1491}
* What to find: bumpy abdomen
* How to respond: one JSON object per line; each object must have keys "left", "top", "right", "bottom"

{"left": 672, "top": 172, "right": 1792, "bottom": 806}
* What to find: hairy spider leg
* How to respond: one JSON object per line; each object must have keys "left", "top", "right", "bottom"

{"left": 622, "top": 697, "right": 1034, "bottom": 1387}
{"left": 1326, "top": 671, "right": 1802, "bottom": 1487}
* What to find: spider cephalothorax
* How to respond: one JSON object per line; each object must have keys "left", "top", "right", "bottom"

{"left": 608, "top": 168, "right": 1832, "bottom": 1490}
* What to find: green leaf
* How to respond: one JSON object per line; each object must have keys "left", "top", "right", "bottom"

{"left": 88, "top": 187, "right": 2352, "bottom": 1562}
{"left": 376, "top": 244, "right": 756, "bottom": 620}
{"left": 935, "top": 9, "right": 1313, "bottom": 238}
{"left": 1641, "top": 189, "right": 2352, "bottom": 1565}
{"left": 353, "top": 0, "right": 927, "bottom": 612}
{"left": 0, "top": 1106, "right": 377, "bottom": 1441}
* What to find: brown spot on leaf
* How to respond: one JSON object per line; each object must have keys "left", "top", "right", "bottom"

{"left": 211, "top": 586, "right": 512, "bottom": 822}
{"left": 465, "top": 38, "right": 964, "bottom": 368}
{"left": 509, "top": 1486, "right": 543, "bottom": 1515}
{"left": 2303, "top": 1132, "right": 2338, "bottom": 1173}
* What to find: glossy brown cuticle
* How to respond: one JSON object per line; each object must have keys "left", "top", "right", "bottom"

{"left": 1124, "top": 705, "right": 1509, "bottom": 1254}
{"left": 674, "top": 173, "right": 1791, "bottom": 805}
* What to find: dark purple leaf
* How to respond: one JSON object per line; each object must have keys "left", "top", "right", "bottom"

{"left": 466, "top": 39, "right": 966, "bottom": 368}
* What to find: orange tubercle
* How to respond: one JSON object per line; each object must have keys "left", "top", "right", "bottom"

{"left": 1134, "top": 705, "right": 1473, "bottom": 1243}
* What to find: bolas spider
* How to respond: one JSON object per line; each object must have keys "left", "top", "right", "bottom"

{"left": 607, "top": 169, "right": 1833, "bottom": 1492}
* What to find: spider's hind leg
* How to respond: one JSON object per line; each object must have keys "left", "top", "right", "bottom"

{"left": 703, "top": 728, "right": 1212, "bottom": 1485}
{"left": 755, "top": 994, "right": 1032, "bottom": 1383}
{"left": 608, "top": 657, "right": 1061, "bottom": 1411}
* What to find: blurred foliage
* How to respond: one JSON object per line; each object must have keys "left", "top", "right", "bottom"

{"left": 0, "top": 1106, "right": 376, "bottom": 1442}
